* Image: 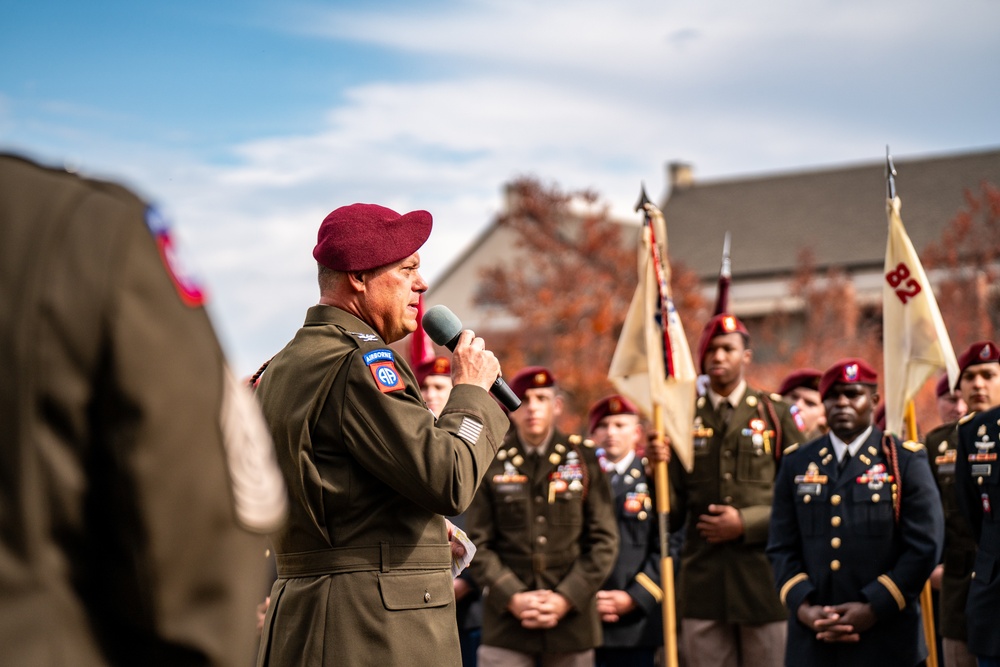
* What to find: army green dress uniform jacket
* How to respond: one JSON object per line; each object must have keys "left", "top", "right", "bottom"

{"left": 955, "top": 406, "right": 1000, "bottom": 659}
{"left": 0, "top": 154, "right": 284, "bottom": 666}
{"left": 467, "top": 429, "right": 619, "bottom": 654}
{"left": 255, "top": 305, "right": 509, "bottom": 667}
{"left": 925, "top": 421, "right": 977, "bottom": 642}
{"left": 767, "top": 431, "right": 944, "bottom": 667}
{"left": 668, "top": 387, "right": 802, "bottom": 624}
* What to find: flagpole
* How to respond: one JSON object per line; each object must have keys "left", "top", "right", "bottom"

{"left": 904, "top": 400, "right": 939, "bottom": 667}
{"left": 886, "top": 148, "right": 938, "bottom": 667}
{"left": 636, "top": 187, "right": 680, "bottom": 667}
{"left": 652, "top": 406, "right": 679, "bottom": 667}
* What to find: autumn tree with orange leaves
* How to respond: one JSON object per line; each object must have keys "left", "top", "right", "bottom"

{"left": 474, "top": 176, "right": 998, "bottom": 435}
{"left": 474, "top": 177, "right": 706, "bottom": 433}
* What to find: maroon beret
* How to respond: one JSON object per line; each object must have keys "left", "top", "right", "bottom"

{"left": 415, "top": 356, "right": 451, "bottom": 387}
{"left": 935, "top": 373, "right": 951, "bottom": 398}
{"left": 777, "top": 368, "right": 822, "bottom": 397}
{"left": 587, "top": 394, "right": 640, "bottom": 435}
{"left": 955, "top": 341, "right": 1000, "bottom": 387}
{"left": 819, "top": 358, "right": 878, "bottom": 400}
{"left": 509, "top": 366, "right": 556, "bottom": 400}
{"left": 696, "top": 314, "right": 750, "bottom": 373}
{"left": 313, "top": 203, "right": 432, "bottom": 272}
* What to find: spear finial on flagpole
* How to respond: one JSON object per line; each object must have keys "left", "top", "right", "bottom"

{"left": 713, "top": 232, "right": 732, "bottom": 316}
{"left": 635, "top": 183, "right": 652, "bottom": 214}
{"left": 886, "top": 145, "right": 897, "bottom": 200}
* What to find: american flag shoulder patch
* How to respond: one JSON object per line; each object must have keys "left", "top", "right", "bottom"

{"left": 457, "top": 417, "right": 484, "bottom": 444}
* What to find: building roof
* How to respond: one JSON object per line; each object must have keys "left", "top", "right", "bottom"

{"left": 661, "top": 147, "right": 1000, "bottom": 281}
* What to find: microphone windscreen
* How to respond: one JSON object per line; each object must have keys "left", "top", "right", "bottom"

{"left": 423, "top": 305, "right": 463, "bottom": 347}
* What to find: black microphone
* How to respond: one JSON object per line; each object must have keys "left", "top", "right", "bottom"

{"left": 422, "top": 305, "right": 521, "bottom": 412}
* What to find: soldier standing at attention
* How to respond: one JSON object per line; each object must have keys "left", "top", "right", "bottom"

{"left": 925, "top": 341, "right": 999, "bottom": 667}
{"left": 933, "top": 373, "right": 968, "bottom": 426}
{"left": 767, "top": 358, "right": 943, "bottom": 667}
{"left": 955, "top": 347, "right": 1000, "bottom": 667}
{"left": 778, "top": 368, "right": 828, "bottom": 442}
{"left": 669, "top": 313, "right": 803, "bottom": 667}
{"left": 418, "top": 355, "right": 455, "bottom": 419}
{"left": 467, "top": 367, "right": 618, "bottom": 667}
{"left": 589, "top": 395, "right": 664, "bottom": 667}
{"left": 254, "top": 203, "right": 510, "bottom": 666}
{"left": 0, "top": 153, "right": 287, "bottom": 666}
{"left": 417, "top": 354, "right": 484, "bottom": 667}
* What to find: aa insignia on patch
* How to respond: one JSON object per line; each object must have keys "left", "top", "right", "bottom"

{"left": 363, "top": 349, "right": 405, "bottom": 393}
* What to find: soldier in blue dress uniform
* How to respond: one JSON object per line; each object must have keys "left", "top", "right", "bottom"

{"left": 766, "top": 358, "right": 943, "bottom": 667}
{"left": 589, "top": 395, "right": 664, "bottom": 667}
{"left": 955, "top": 364, "right": 1000, "bottom": 667}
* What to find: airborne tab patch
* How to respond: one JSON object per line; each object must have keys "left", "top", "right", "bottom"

{"left": 364, "top": 349, "right": 405, "bottom": 393}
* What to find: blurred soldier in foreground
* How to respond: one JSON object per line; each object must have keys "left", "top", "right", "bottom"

{"left": 926, "top": 342, "right": 999, "bottom": 667}
{"left": 255, "top": 203, "right": 509, "bottom": 666}
{"left": 669, "top": 314, "right": 802, "bottom": 667}
{"left": 467, "top": 367, "right": 618, "bottom": 667}
{"left": 767, "top": 358, "right": 943, "bottom": 667}
{"left": 778, "top": 368, "right": 828, "bottom": 442}
{"left": 589, "top": 395, "right": 663, "bottom": 667}
{"left": 0, "top": 153, "right": 287, "bottom": 666}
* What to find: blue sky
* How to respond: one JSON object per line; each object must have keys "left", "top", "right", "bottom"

{"left": 3, "top": 0, "right": 999, "bottom": 373}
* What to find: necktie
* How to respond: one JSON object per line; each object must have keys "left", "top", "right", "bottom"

{"left": 838, "top": 448, "right": 852, "bottom": 472}
{"left": 718, "top": 401, "right": 733, "bottom": 428}
{"left": 611, "top": 471, "right": 622, "bottom": 491}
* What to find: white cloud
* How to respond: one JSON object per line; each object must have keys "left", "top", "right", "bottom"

{"left": 6, "top": 0, "right": 998, "bottom": 373}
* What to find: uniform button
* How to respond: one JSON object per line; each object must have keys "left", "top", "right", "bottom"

{"left": 536, "top": 496, "right": 544, "bottom": 503}
{"left": 831, "top": 516, "right": 842, "bottom": 527}
{"left": 638, "top": 511, "right": 648, "bottom": 520}
{"left": 872, "top": 493, "right": 881, "bottom": 503}
{"left": 803, "top": 495, "right": 811, "bottom": 504}
{"left": 978, "top": 477, "right": 984, "bottom": 486}
{"left": 972, "top": 571, "right": 977, "bottom": 579}
{"left": 535, "top": 515, "right": 546, "bottom": 524}
{"left": 831, "top": 495, "right": 842, "bottom": 506}
{"left": 831, "top": 537, "right": 841, "bottom": 549}
{"left": 424, "top": 591, "right": 431, "bottom": 603}
{"left": 537, "top": 535, "right": 547, "bottom": 546}
{"left": 723, "top": 472, "right": 733, "bottom": 481}
{"left": 723, "top": 496, "right": 733, "bottom": 504}
{"left": 831, "top": 560, "right": 841, "bottom": 571}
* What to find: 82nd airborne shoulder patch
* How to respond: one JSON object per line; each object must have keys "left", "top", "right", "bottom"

{"left": 364, "top": 349, "right": 405, "bottom": 393}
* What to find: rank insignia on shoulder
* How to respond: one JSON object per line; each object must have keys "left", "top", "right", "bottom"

{"left": 959, "top": 412, "right": 977, "bottom": 425}
{"left": 351, "top": 332, "right": 380, "bottom": 342}
{"left": 902, "top": 440, "right": 925, "bottom": 452}
{"left": 363, "top": 349, "right": 405, "bottom": 393}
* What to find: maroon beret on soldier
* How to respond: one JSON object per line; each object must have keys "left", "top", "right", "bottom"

{"left": 313, "top": 203, "right": 432, "bottom": 272}
{"left": 777, "top": 368, "right": 822, "bottom": 397}
{"left": 818, "top": 358, "right": 879, "bottom": 400}
{"left": 954, "top": 340, "right": 1000, "bottom": 388}
{"left": 509, "top": 366, "right": 556, "bottom": 400}
{"left": 415, "top": 355, "right": 451, "bottom": 387}
{"left": 696, "top": 313, "right": 750, "bottom": 373}
{"left": 587, "top": 394, "right": 640, "bottom": 435}
{"left": 935, "top": 373, "right": 952, "bottom": 398}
